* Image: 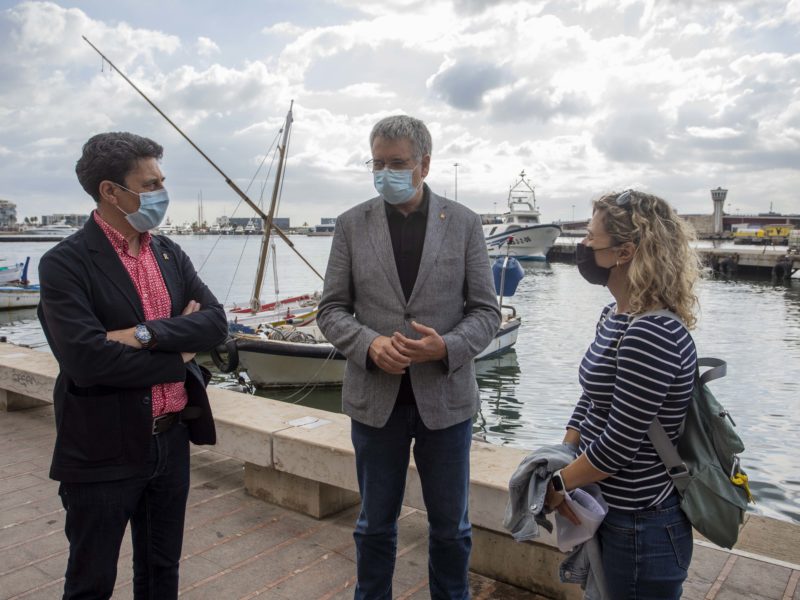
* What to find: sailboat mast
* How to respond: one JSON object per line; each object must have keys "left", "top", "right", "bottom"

{"left": 81, "top": 36, "right": 323, "bottom": 281}
{"left": 251, "top": 102, "right": 293, "bottom": 312}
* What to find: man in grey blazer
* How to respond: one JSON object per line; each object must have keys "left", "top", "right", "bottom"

{"left": 317, "top": 115, "right": 501, "bottom": 600}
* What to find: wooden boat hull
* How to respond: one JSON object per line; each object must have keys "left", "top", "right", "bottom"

{"left": 0, "top": 286, "right": 40, "bottom": 310}
{"left": 237, "top": 335, "right": 345, "bottom": 388}
{"left": 475, "top": 316, "right": 521, "bottom": 360}
{"left": 235, "top": 316, "right": 521, "bottom": 389}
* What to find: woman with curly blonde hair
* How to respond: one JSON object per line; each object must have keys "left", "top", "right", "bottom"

{"left": 545, "top": 190, "right": 700, "bottom": 599}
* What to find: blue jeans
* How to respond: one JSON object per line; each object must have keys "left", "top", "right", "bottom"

{"left": 58, "top": 420, "right": 190, "bottom": 600}
{"left": 598, "top": 493, "right": 693, "bottom": 600}
{"left": 351, "top": 405, "right": 473, "bottom": 600}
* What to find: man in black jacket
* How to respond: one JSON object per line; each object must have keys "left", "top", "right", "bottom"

{"left": 37, "top": 132, "right": 228, "bottom": 600}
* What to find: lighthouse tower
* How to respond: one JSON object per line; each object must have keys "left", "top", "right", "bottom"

{"left": 711, "top": 187, "right": 728, "bottom": 234}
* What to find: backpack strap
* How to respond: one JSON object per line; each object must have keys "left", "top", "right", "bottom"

{"left": 698, "top": 357, "right": 726, "bottom": 385}
{"left": 627, "top": 310, "right": 726, "bottom": 495}
{"left": 648, "top": 415, "right": 692, "bottom": 495}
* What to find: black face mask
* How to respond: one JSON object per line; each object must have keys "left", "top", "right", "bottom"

{"left": 576, "top": 242, "right": 614, "bottom": 286}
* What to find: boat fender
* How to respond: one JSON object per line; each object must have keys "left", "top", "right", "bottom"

{"left": 210, "top": 338, "right": 239, "bottom": 373}
{"left": 492, "top": 256, "right": 525, "bottom": 296}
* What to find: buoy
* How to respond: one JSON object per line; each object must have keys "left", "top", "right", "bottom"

{"left": 492, "top": 256, "right": 524, "bottom": 297}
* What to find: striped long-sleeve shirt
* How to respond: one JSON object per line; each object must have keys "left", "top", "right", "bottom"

{"left": 567, "top": 304, "right": 697, "bottom": 511}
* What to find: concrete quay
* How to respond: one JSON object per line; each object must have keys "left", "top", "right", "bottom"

{"left": 1, "top": 343, "right": 799, "bottom": 599}
{"left": 547, "top": 239, "right": 798, "bottom": 275}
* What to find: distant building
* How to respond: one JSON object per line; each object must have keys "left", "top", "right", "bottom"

{"left": 680, "top": 188, "right": 800, "bottom": 234}
{"left": 0, "top": 199, "right": 17, "bottom": 229}
{"left": 320, "top": 217, "right": 336, "bottom": 225}
{"left": 224, "top": 217, "right": 290, "bottom": 230}
{"left": 41, "top": 213, "right": 89, "bottom": 227}
{"left": 228, "top": 217, "right": 262, "bottom": 229}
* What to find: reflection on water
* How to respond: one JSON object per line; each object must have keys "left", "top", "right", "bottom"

{"left": 1, "top": 238, "right": 799, "bottom": 523}
{"left": 473, "top": 350, "right": 522, "bottom": 442}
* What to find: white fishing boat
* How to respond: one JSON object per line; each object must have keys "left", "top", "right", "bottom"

{"left": 0, "top": 259, "right": 25, "bottom": 284}
{"left": 216, "top": 315, "right": 521, "bottom": 388}
{"left": 233, "top": 325, "right": 345, "bottom": 388}
{"left": 475, "top": 306, "right": 521, "bottom": 360}
{"left": 26, "top": 221, "right": 80, "bottom": 238}
{"left": 0, "top": 258, "right": 39, "bottom": 310}
{"left": 212, "top": 248, "right": 526, "bottom": 389}
{"left": 0, "top": 284, "right": 40, "bottom": 310}
{"left": 484, "top": 171, "right": 561, "bottom": 261}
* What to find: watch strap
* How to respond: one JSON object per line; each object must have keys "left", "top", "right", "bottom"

{"left": 551, "top": 469, "right": 567, "bottom": 496}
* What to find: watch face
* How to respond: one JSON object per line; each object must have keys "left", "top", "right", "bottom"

{"left": 552, "top": 472, "right": 565, "bottom": 493}
{"left": 136, "top": 325, "right": 152, "bottom": 344}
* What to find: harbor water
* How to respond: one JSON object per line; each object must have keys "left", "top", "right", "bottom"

{"left": 2, "top": 234, "right": 799, "bottom": 524}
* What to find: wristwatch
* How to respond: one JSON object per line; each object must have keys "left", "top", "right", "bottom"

{"left": 551, "top": 469, "right": 568, "bottom": 497}
{"left": 134, "top": 324, "right": 155, "bottom": 349}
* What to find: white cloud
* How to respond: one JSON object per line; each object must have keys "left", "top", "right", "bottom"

{"left": 262, "top": 21, "right": 306, "bottom": 37}
{"left": 0, "top": 0, "right": 797, "bottom": 225}
{"left": 195, "top": 36, "right": 220, "bottom": 56}
{"left": 687, "top": 126, "right": 743, "bottom": 140}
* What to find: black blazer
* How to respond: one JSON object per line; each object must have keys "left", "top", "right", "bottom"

{"left": 37, "top": 215, "right": 229, "bottom": 483}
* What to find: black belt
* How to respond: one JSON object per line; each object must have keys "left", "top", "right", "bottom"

{"left": 152, "top": 407, "right": 202, "bottom": 435}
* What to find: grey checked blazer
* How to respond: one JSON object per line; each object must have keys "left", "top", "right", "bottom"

{"left": 317, "top": 186, "right": 501, "bottom": 430}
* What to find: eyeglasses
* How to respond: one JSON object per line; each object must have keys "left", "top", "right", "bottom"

{"left": 365, "top": 158, "right": 416, "bottom": 173}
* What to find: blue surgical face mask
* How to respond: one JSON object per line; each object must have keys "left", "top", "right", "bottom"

{"left": 114, "top": 184, "right": 170, "bottom": 232}
{"left": 373, "top": 166, "right": 421, "bottom": 206}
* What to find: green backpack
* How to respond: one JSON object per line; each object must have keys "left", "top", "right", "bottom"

{"left": 631, "top": 311, "right": 755, "bottom": 549}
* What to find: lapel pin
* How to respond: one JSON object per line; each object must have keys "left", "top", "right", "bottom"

{"left": 162, "top": 252, "right": 170, "bottom": 260}
{"left": 439, "top": 212, "right": 445, "bottom": 220}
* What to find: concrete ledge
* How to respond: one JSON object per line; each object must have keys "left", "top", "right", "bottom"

{"left": 5, "top": 343, "right": 795, "bottom": 598}
{"left": 471, "top": 527, "right": 582, "bottom": 600}
{"left": 0, "top": 343, "right": 586, "bottom": 597}
{"left": 245, "top": 462, "right": 360, "bottom": 518}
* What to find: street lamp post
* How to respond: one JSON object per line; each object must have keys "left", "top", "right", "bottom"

{"left": 453, "top": 162, "right": 460, "bottom": 203}
{"left": 571, "top": 204, "right": 575, "bottom": 221}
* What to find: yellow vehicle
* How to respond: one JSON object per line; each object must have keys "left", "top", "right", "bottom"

{"left": 732, "top": 225, "right": 794, "bottom": 238}
{"left": 732, "top": 228, "right": 764, "bottom": 238}
{"left": 762, "top": 225, "right": 794, "bottom": 237}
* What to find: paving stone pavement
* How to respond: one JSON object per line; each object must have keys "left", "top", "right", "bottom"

{"left": 1, "top": 406, "right": 797, "bottom": 599}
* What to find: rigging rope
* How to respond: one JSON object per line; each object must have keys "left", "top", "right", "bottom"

{"left": 193, "top": 129, "right": 283, "bottom": 307}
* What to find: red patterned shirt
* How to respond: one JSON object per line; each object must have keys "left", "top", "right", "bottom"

{"left": 94, "top": 211, "right": 188, "bottom": 417}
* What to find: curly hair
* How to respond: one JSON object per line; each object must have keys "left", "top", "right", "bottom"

{"left": 75, "top": 132, "right": 163, "bottom": 202}
{"left": 594, "top": 190, "right": 701, "bottom": 329}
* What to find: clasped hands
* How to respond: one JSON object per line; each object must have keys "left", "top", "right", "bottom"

{"left": 368, "top": 321, "right": 447, "bottom": 375}
{"left": 106, "top": 300, "right": 200, "bottom": 363}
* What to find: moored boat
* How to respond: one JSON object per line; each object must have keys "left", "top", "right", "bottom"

{"left": 0, "top": 285, "right": 40, "bottom": 310}
{"left": 24, "top": 221, "right": 80, "bottom": 238}
{"left": 214, "top": 247, "right": 527, "bottom": 389}
{"left": 0, "top": 257, "right": 39, "bottom": 310}
{"left": 0, "top": 259, "right": 25, "bottom": 284}
{"left": 484, "top": 171, "right": 561, "bottom": 261}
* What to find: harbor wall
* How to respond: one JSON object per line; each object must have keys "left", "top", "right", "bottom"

{"left": 548, "top": 239, "right": 799, "bottom": 275}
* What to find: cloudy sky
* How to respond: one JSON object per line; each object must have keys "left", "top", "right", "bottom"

{"left": 1, "top": 0, "right": 798, "bottom": 227}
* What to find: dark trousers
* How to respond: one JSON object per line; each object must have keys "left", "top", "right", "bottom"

{"left": 58, "top": 421, "right": 190, "bottom": 600}
{"left": 351, "top": 405, "right": 473, "bottom": 600}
